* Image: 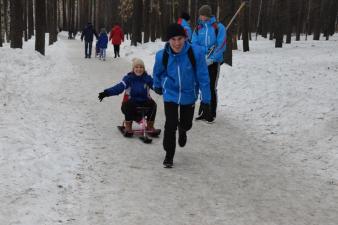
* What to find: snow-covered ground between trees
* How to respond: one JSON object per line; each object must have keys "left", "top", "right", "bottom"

{"left": 1, "top": 33, "right": 338, "bottom": 225}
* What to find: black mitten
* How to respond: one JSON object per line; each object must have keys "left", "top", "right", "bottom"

{"left": 154, "top": 87, "right": 163, "bottom": 95}
{"left": 98, "top": 91, "right": 108, "bottom": 102}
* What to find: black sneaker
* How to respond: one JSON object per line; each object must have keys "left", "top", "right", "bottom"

{"left": 195, "top": 114, "right": 205, "bottom": 121}
{"left": 178, "top": 128, "right": 187, "bottom": 147}
{"left": 205, "top": 117, "right": 215, "bottom": 124}
{"left": 163, "top": 154, "right": 173, "bottom": 168}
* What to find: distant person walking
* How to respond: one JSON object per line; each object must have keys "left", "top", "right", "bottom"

{"left": 81, "top": 22, "right": 99, "bottom": 58}
{"left": 109, "top": 23, "right": 124, "bottom": 58}
{"left": 97, "top": 28, "right": 108, "bottom": 61}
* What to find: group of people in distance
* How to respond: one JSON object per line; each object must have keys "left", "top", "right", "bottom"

{"left": 95, "top": 5, "right": 227, "bottom": 168}
{"left": 81, "top": 22, "right": 124, "bottom": 60}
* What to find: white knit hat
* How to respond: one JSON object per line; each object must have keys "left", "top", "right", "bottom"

{"left": 132, "top": 58, "right": 145, "bottom": 68}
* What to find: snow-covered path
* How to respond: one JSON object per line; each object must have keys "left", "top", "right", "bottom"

{"left": 1, "top": 33, "right": 338, "bottom": 225}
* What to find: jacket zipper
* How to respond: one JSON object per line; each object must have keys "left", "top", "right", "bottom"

{"left": 177, "top": 63, "right": 182, "bottom": 104}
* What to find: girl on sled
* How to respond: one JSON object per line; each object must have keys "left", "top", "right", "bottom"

{"left": 98, "top": 58, "right": 159, "bottom": 137}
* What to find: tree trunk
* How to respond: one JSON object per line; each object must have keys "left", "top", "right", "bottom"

{"left": 143, "top": 0, "right": 150, "bottom": 43}
{"left": 23, "top": 0, "right": 28, "bottom": 41}
{"left": 4, "top": 0, "right": 10, "bottom": 42}
{"left": 275, "top": 0, "right": 285, "bottom": 47}
{"left": 0, "top": 0, "right": 2, "bottom": 47}
{"left": 313, "top": 0, "right": 322, "bottom": 40}
{"left": 328, "top": 0, "right": 338, "bottom": 35}
{"left": 62, "top": 0, "right": 67, "bottom": 30}
{"left": 285, "top": 0, "right": 292, "bottom": 44}
{"left": 150, "top": 0, "right": 157, "bottom": 42}
{"left": 131, "top": 0, "right": 142, "bottom": 46}
{"left": 28, "top": 0, "right": 34, "bottom": 38}
{"left": 10, "top": 0, "right": 23, "bottom": 48}
{"left": 35, "top": 0, "right": 45, "bottom": 55}
{"left": 242, "top": 1, "right": 250, "bottom": 52}
{"left": 54, "top": 0, "right": 58, "bottom": 43}
{"left": 296, "top": 0, "right": 305, "bottom": 41}
{"left": 268, "top": 0, "right": 276, "bottom": 40}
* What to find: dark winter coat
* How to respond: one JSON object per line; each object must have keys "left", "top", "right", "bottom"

{"left": 104, "top": 72, "right": 153, "bottom": 103}
{"left": 81, "top": 23, "right": 98, "bottom": 42}
{"left": 152, "top": 41, "right": 211, "bottom": 105}
{"left": 97, "top": 32, "right": 108, "bottom": 49}
{"left": 109, "top": 25, "right": 124, "bottom": 45}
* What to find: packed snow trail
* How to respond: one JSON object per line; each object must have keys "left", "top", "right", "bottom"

{"left": 1, "top": 33, "right": 337, "bottom": 225}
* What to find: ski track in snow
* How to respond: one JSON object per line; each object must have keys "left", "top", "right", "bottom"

{"left": 0, "top": 33, "right": 338, "bottom": 225}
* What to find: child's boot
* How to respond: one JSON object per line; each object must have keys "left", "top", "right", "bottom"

{"left": 124, "top": 121, "right": 133, "bottom": 137}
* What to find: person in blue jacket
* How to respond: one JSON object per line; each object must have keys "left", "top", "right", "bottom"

{"left": 192, "top": 5, "right": 227, "bottom": 122}
{"left": 97, "top": 28, "right": 108, "bottom": 61}
{"left": 98, "top": 58, "right": 158, "bottom": 137}
{"left": 81, "top": 22, "right": 99, "bottom": 58}
{"left": 152, "top": 23, "right": 213, "bottom": 168}
{"left": 177, "top": 12, "right": 192, "bottom": 41}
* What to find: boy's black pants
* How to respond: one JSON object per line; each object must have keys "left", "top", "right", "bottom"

{"left": 121, "top": 99, "right": 157, "bottom": 122}
{"left": 200, "top": 62, "right": 220, "bottom": 118}
{"left": 163, "top": 102, "right": 195, "bottom": 158}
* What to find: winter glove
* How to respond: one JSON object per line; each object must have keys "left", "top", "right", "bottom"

{"left": 206, "top": 58, "right": 214, "bottom": 66}
{"left": 154, "top": 87, "right": 163, "bottom": 95}
{"left": 98, "top": 91, "right": 108, "bottom": 102}
{"left": 200, "top": 102, "right": 213, "bottom": 122}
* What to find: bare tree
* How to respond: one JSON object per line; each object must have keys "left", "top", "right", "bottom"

{"left": 242, "top": 0, "right": 250, "bottom": 51}
{"left": 313, "top": 0, "right": 322, "bottom": 40}
{"left": 131, "top": 0, "right": 142, "bottom": 45}
{"left": 10, "top": 0, "right": 23, "bottom": 48}
{"left": 275, "top": 0, "right": 285, "bottom": 47}
{"left": 35, "top": 0, "right": 45, "bottom": 55}
{"left": 0, "top": 0, "right": 3, "bottom": 47}
{"left": 28, "top": 0, "right": 34, "bottom": 39}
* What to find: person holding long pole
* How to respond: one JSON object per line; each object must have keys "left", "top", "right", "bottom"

{"left": 192, "top": 5, "right": 227, "bottom": 123}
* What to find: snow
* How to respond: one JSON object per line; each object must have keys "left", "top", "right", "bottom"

{"left": 1, "top": 32, "right": 338, "bottom": 225}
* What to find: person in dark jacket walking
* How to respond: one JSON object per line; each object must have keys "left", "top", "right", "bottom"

{"left": 192, "top": 5, "right": 227, "bottom": 122}
{"left": 152, "top": 23, "right": 212, "bottom": 168}
{"left": 97, "top": 28, "right": 108, "bottom": 61}
{"left": 98, "top": 58, "right": 158, "bottom": 137}
{"left": 81, "top": 22, "right": 99, "bottom": 58}
{"left": 109, "top": 23, "right": 124, "bottom": 58}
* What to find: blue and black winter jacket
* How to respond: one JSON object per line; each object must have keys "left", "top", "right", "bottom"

{"left": 104, "top": 72, "right": 153, "bottom": 102}
{"left": 152, "top": 42, "right": 211, "bottom": 105}
{"left": 98, "top": 33, "right": 108, "bottom": 49}
{"left": 191, "top": 16, "right": 227, "bottom": 63}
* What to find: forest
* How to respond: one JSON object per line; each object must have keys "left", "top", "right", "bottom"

{"left": 0, "top": 0, "right": 337, "bottom": 56}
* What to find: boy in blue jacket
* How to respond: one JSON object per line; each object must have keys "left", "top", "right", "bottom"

{"left": 98, "top": 58, "right": 158, "bottom": 137}
{"left": 152, "top": 23, "right": 212, "bottom": 168}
